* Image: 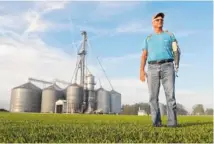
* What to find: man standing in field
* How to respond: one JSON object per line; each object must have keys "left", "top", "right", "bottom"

{"left": 140, "top": 12, "right": 181, "bottom": 127}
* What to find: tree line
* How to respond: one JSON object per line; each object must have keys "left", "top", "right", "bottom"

{"left": 120, "top": 103, "right": 213, "bottom": 115}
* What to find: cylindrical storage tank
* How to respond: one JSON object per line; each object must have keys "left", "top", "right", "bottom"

{"left": 87, "top": 74, "right": 95, "bottom": 91}
{"left": 41, "top": 84, "right": 64, "bottom": 113}
{"left": 66, "top": 83, "right": 83, "bottom": 113}
{"left": 110, "top": 90, "right": 121, "bottom": 114}
{"left": 96, "top": 88, "right": 111, "bottom": 113}
{"left": 86, "top": 90, "right": 96, "bottom": 113}
{"left": 159, "top": 103, "right": 165, "bottom": 116}
{"left": 10, "top": 82, "right": 42, "bottom": 112}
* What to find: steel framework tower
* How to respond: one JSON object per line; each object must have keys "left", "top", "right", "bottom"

{"left": 71, "top": 31, "right": 88, "bottom": 113}
{"left": 79, "top": 31, "right": 87, "bottom": 87}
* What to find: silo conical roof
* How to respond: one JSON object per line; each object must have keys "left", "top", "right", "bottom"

{"left": 97, "top": 87, "right": 104, "bottom": 91}
{"left": 65, "top": 83, "right": 81, "bottom": 89}
{"left": 43, "top": 83, "right": 61, "bottom": 91}
{"left": 110, "top": 89, "right": 120, "bottom": 94}
{"left": 70, "top": 83, "right": 81, "bottom": 87}
{"left": 12, "top": 82, "right": 41, "bottom": 90}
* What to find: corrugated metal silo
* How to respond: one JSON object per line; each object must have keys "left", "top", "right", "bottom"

{"left": 96, "top": 88, "right": 111, "bottom": 113}
{"left": 66, "top": 83, "right": 83, "bottom": 113}
{"left": 10, "top": 82, "right": 42, "bottom": 112}
{"left": 41, "top": 84, "right": 64, "bottom": 113}
{"left": 159, "top": 103, "right": 165, "bottom": 116}
{"left": 87, "top": 74, "right": 95, "bottom": 90}
{"left": 110, "top": 90, "right": 121, "bottom": 114}
{"left": 85, "top": 74, "right": 96, "bottom": 113}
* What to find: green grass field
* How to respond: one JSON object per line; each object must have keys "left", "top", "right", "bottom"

{"left": 0, "top": 112, "right": 213, "bottom": 143}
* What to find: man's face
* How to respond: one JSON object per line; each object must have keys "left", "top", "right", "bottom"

{"left": 152, "top": 16, "right": 164, "bottom": 28}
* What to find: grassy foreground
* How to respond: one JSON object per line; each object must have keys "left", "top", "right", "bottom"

{"left": 0, "top": 112, "right": 213, "bottom": 143}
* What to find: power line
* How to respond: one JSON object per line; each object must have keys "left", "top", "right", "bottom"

{"left": 96, "top": 56, "right": 114, "bottom": 91}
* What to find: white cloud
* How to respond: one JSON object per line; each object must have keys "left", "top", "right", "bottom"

{"left": 101, "top": 52, "right": 193, "bottom": 69}
{"left": 179, "top": 63, "right": 192, "bottom": 68}
{"left": 102, "top": 53, "right": 140, "bottom": 63}
{"left": 173, "top": 30, "right": 201, "bottom": 39}
{"left": 96, "top": 1, "right": 140, "bottom": 16}
{"left": 0, "top": 15, "right": 27, "bottom": 32}
{"left": 115, "top": 20, "right": 202, "bottom": 37}
{"left": 70, "top": 21, "right": 152, "bottom": 41}
{"left": 35, "top": 1, "right": 69, "bottom": 14}
{"left": 24, "top": 1, "right": 69, "bottom": 33}
{"left": 75, "top": 25, "right": 110, "bottom": 35}
{"left": 0, "top": 1, "right": 70, "bottom": 35}
{"left": 116, "top": 21, "right": 151, "bottom": 33}
{"left": 89, "top": 1, "right": 141, "bottom": 21}
{"left": 24, "top": 10, "right": 53, "bottom": 33}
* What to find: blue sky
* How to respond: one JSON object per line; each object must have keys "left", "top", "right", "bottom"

{"left": 0, "top": 1, "right": 213, "bottom": 112}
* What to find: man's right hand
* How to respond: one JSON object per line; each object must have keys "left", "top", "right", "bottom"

{"left": 140, "top": 70, "right": 146, "bottom": 82}
{"left": 140, "top": 49, "right": 147, "bottom": 82}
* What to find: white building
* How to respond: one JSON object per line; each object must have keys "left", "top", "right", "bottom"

{"left": 138, "top": 107, "right": 147, "bottom": 116}
{"left": 55, "top": 100, "right": 67, "bottom": 113}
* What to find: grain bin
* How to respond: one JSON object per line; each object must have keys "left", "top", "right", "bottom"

{"left": 86, "top": 74, "right": 96, "bottom": 90}
{"left": 10, "top": 82, "right": 42, "bottom": 112}
{"left": 85, "top": 90, "right": 96, "bottom": 113}
{"left": 41, "top": 84, "right": 64, "bottom": 113}
{"left": 96, "top": 88, "right": 111, "bottom": 113}
{"left": 110, "top": 90, "right": 121, "bottom": 114}
{"left": 85, "top": 74, "right": 96, "bottom": 113}
{"left": 66, "top": 83, "right": 83, "bottom": 113}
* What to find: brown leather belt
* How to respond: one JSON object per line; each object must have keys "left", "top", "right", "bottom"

{"left": 148, "top": 59, "right": 173, "bottom": 64}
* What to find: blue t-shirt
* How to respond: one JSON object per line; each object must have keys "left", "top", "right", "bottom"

{"left": 142, "top": 31, "right": 177, "bottom": 62}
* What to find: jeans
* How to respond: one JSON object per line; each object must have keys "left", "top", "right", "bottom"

{"left": 146, "top": 62, "right": 177, "bottom": 126}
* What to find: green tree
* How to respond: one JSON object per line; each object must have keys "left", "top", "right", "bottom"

{"left": 205, "top": 108, "right": 213, "bottom": 115}
{"left": 121, "top": 103, "right": 151, "bottom": 115}
{"left": 176, "top": 103, "right": 188, "bottom": 115}
{"left": 192, "top": 104, "right": 205, "bottom": 115}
